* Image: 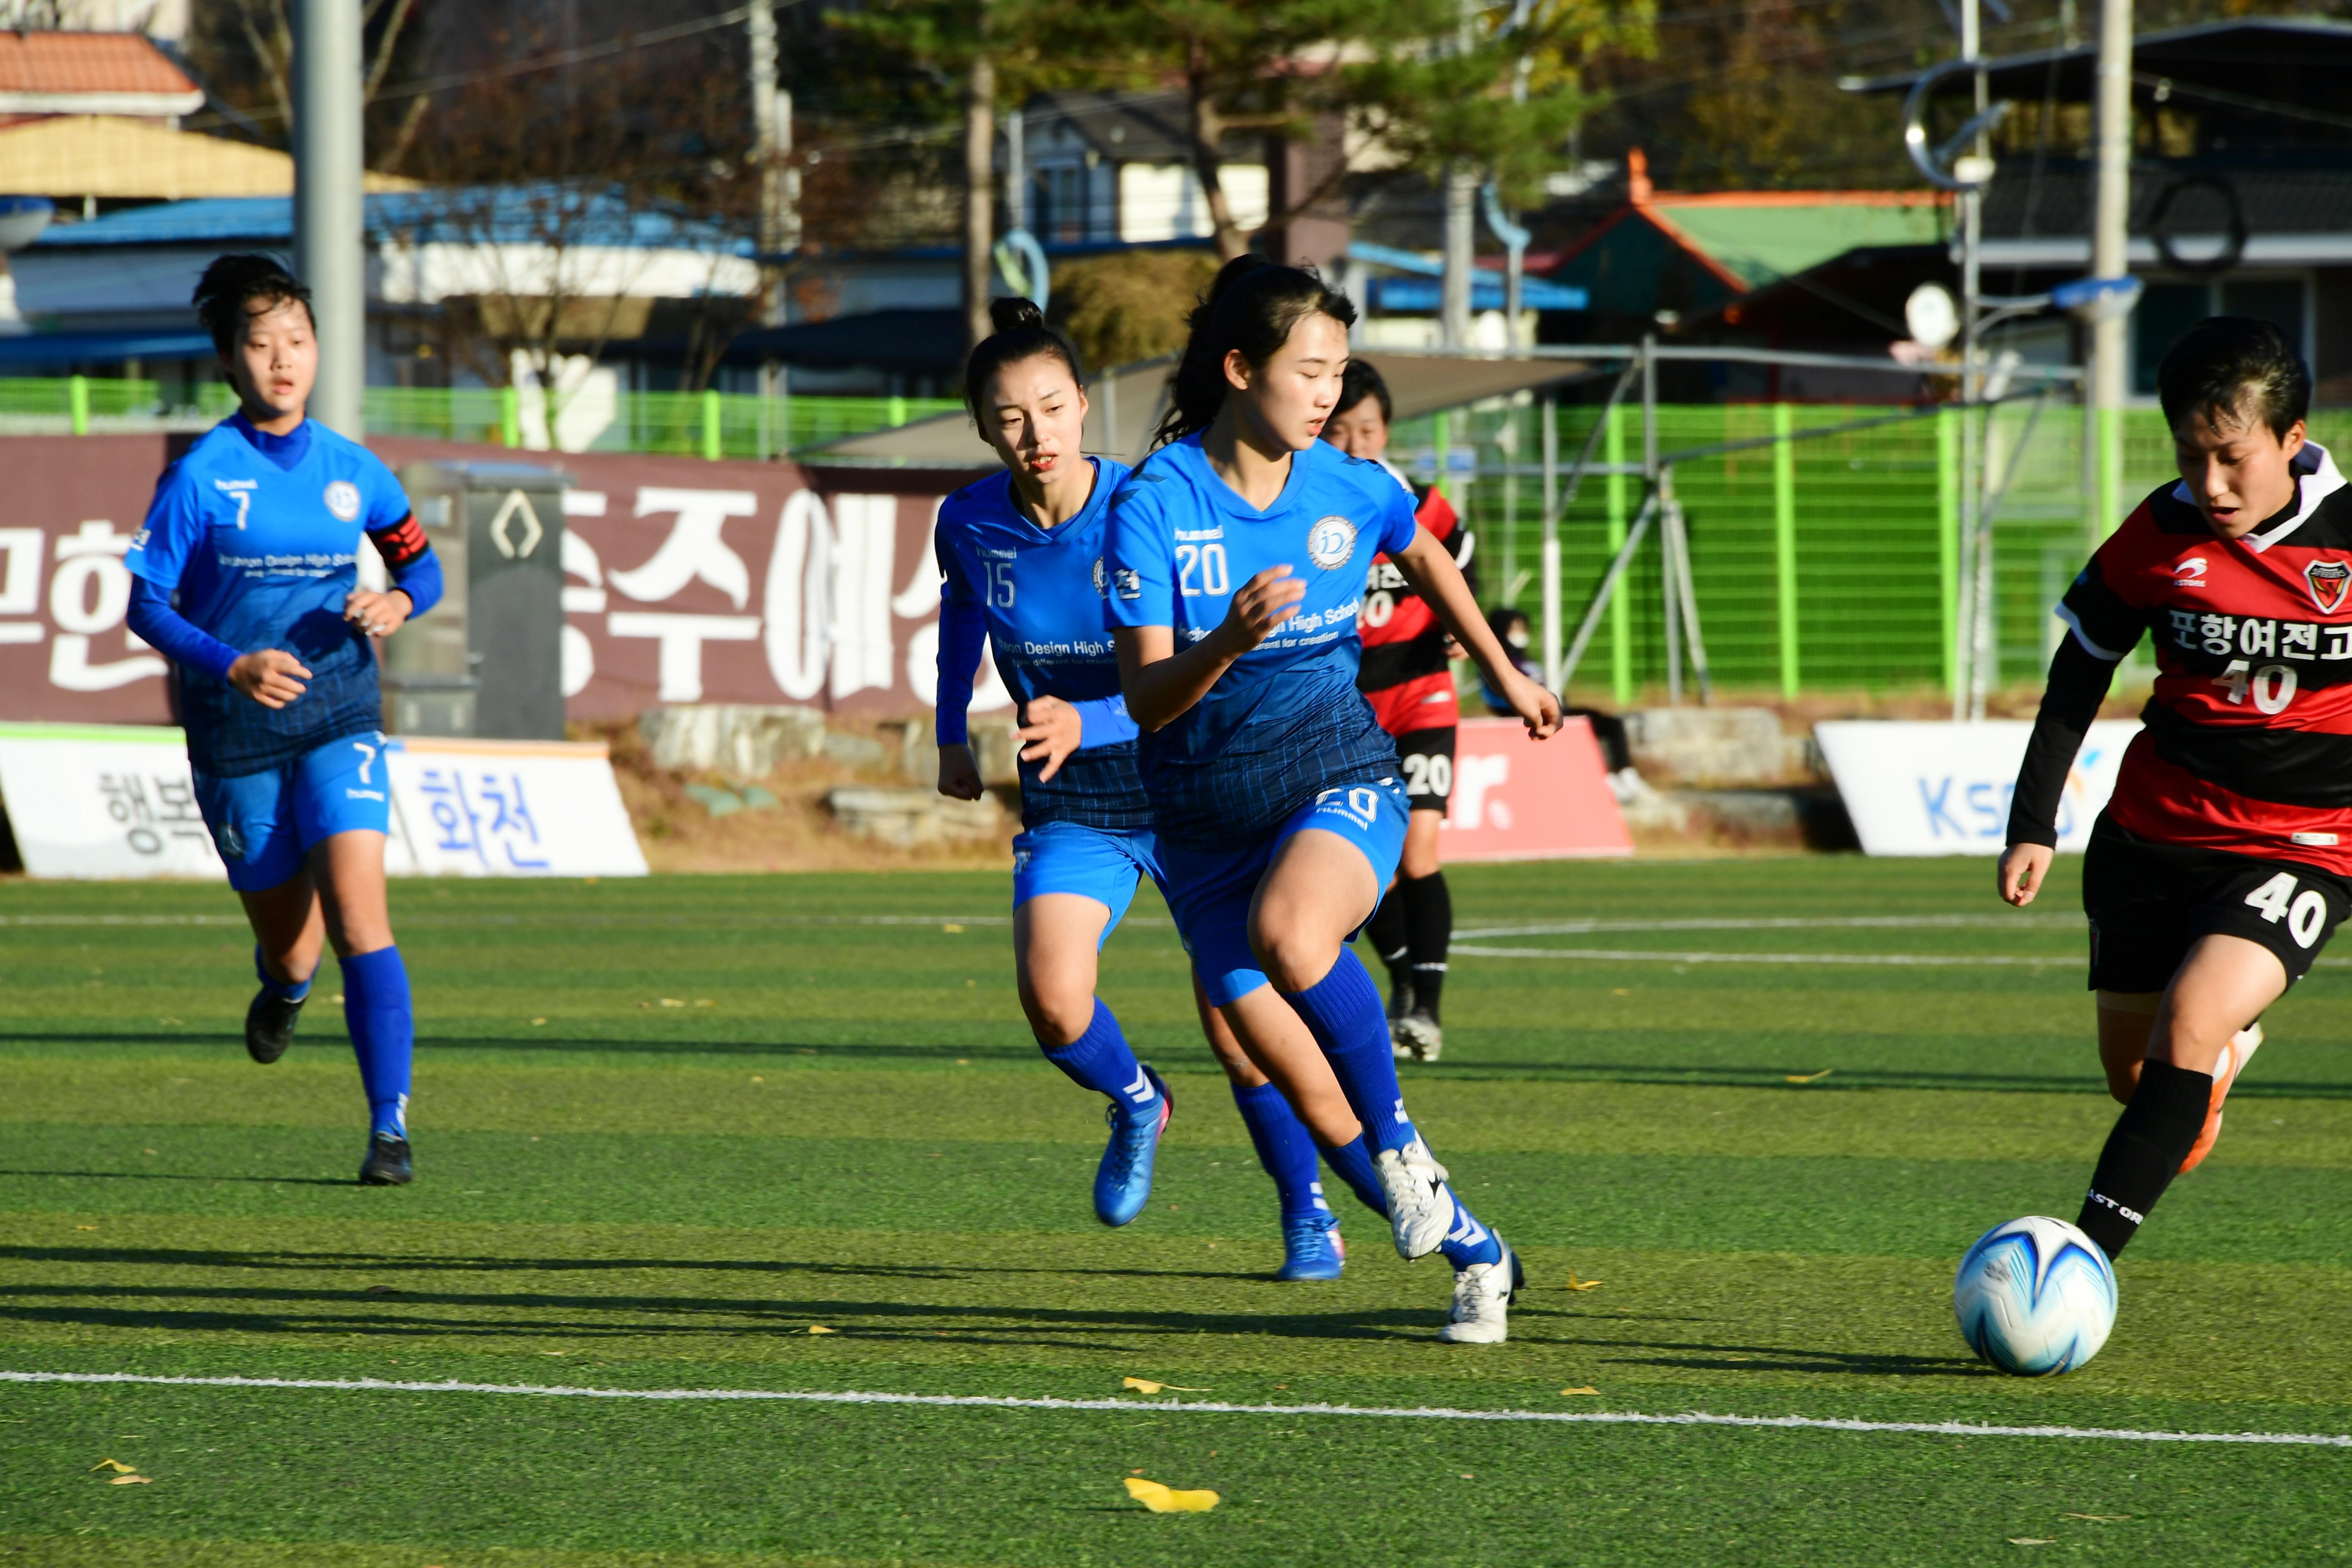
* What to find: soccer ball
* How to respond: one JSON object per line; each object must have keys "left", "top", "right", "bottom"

{"left": 1952, "top": 1216, "right": 2117, "bottom": 1376}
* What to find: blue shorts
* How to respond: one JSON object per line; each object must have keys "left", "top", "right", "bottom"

{"left": 1160, "top": 777, "right": 1410, "bottom": 1007}
{"left": 193, "top": 730, "right": 392, "bottom": 892}
{"left": 1011, "top": 820, "right": 1165, "bottom": 948}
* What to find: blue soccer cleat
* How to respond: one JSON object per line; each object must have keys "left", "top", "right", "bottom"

{"left": 1276, "top": 1216, "right": 1346, "bottom": 1281}
{"left": 1094, "top": 1064, "right": 1172, "bottom": 1227}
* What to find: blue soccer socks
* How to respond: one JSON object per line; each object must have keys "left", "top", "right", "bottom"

{"left": 1040, "top": 999, "right": 1154, "bottom": 1111}
{"left": 339, "top": 946, "right": 413, "bottom": 1140}
{"left": 1316, "top": 1133, "right": 1390, "bottom": 1219}
{"left": 254, "top": 945, "right": 312, "bottom": 1002}
{"left": 1280, "top": 950, "right": 1418, "bottom": 1154}
{"left": 1231, "top": 1080, "right": 1331, "bottom": 1229}
{"left": 1438, "top": 1193, "right": 1505, "bottom": 1270}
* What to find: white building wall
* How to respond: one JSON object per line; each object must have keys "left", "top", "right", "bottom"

{"left": 1117, "top": 162, "right": 1268, "bottom": 243}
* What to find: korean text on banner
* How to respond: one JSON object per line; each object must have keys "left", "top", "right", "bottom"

{"left": 385, "top": 738, "right": 648, "bottom": 878}
{"left": 1440, "top": 717, "right": 1631, "bottom": 862}
{"left": 0, "top": 722, "right": 223, "bottom": 879}
{"left": 1814, "top": 719, "right": 2142, "bottom": 857}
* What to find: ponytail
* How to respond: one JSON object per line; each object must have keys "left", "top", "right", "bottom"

{"left": 962, "top": 295, "right": 1088, "bottom": 422}
{"left": 1153, "top": 255, "right": 1356, "bottom": 449}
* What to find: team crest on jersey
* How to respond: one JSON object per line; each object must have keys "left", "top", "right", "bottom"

{"left": 2306, "top": 558, "right": 2351, "bottom": 614}
{"left": 1306, "top": 514, "right": 1358, "bottom": 570}
{"left": 1092, "top": 556, "right": 1106, "bottom": 598}
{"left": 323, "top": 480, "right": 362, "bottom": 522}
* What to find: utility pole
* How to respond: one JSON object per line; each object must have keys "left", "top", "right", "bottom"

{"left": 747, "top": 2, "right": 799, "bottom": 328}
{"left": 2087, "top": 0, "right": 2133, "bottom": 546}
{"left": 1439, "top": 0, "right": 1478, "bottom": 351}
{"left": 963, "top": 43, "right": 996, "bottom": 353}
{"left": 293, "top": 0, "right": 364, "bottom": 437}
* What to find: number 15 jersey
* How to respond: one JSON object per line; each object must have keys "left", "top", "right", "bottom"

{"left": 1102, "top": 435, "right": 1418, "bottom": 851}
{"left": 2060, "top": 439, "right": 2352, "bottom": 873}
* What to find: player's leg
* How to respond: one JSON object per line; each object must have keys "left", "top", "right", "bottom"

{"left": 193, "top": 762, "right": 320, "bottom": 1064}
{"left": 294, "top": 733, "right": 411, "bottom": 1185}
{"left": 1013, "top": 825, "right": 1167, "bottom": 1225}
{"left": 1390, "top": 739, "right": 1452, "bottom": 1061}
{"left": 1249, "top": 784, "right": 1520, "bottom": 1341}
{"left": 1192, "top": 979, "right": 1345, "bottom": 1279}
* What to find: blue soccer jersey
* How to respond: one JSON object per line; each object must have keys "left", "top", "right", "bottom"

{"left": 1102, "top": 435, "right": 1418, "bottom": 849}
{"left": 127, "top": 416, "right": 415, "bottom": 775}
{"left": 935, "top": 457, "right": 1152, "bottom": 831}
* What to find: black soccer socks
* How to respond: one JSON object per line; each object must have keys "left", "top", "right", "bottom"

{"left": 1402, "top": 869, "right": 1452, "bottom": 1021}
{"left": 2077, "top": 1058, "right": 2214, "bottom": 1259}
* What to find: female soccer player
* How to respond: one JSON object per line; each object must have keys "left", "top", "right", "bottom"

{"left": 936, "top": 296, "right": 1380, "bottom": 1279}
{"left": 2000, "top": 316, "right": 2350, "bottom": 1266}
{"left": 125, "top": 254, "right": 441, "bottom": 1187}
{"left": 1105, "top": 257, "right": 1564, "bottom": 1341}
{"left": 1321, "top": 359, "right": 1475, "bottom": 1062}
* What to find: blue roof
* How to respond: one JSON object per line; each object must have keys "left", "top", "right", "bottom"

{"left": 33, "top": 186, "right": 752, "bottom": 254}
{"left": 0, "top": 329, "right": 214, "bottom": 366}
{"left": 1364, "top": 275, "right": 1588, "bottom": 313}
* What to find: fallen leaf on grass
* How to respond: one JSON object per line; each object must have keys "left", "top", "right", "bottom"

{"left": 74, "top": 1225, "right": 95, "bottom": 1231}
{"left": 1563, "top": 1274, "right": 1603, "bottom": 1291}
{"left": 109, "top": 1475, "right": 151, "bottom": 1486}
{"left": 330, "top": 994, "right": 344, "bottom": 1003}
{"left": 1122, "top": 1377, "right": 1209, "bottom": 1394}
{"left": 1784, "top": 1069, "right": 1834, "bottom": 1084}
{"left": 2060, "top": 1514, "right": 2131, "bottom": 1522}
{"left": 530, "top": 1018, "right": 547, "bottom": 1026}
{"left": 1124, "top": 1477, "right": 1218, "bottom": 1513}
{"left": 942, "top": 923, "right": 966, "bottom": 934}
{"left": 659, "top": 998, "right": 686, "bottom": 1008}
{"left": 1559, "top": 1386, "right": 1601, "bottom": 1396}
{"left": 89, "top": 1459, "right": 136, "bottom": 1473}
{"left": 806, "top": 1325, "right": 837, "bottom": 1335}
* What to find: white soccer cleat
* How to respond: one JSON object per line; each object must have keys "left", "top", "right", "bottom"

{"left": 1439, "top": 1240, "right": 1523, "bottom": 1344}
{"left": 1374, "top": 1137, "right": 1455, "bottom": 1260}
{"left": 1392, "top": 1009, "right": 1443, "bottom": 1063}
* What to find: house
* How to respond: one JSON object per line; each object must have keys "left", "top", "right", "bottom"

{"left": 1020, "top": 90, "right": 1272, "bottom": 249}
{"left": 0, "top": 28, "right": 200, "bottom": 132}
{"left": 1850, "top": 17, "right": 2352, "bottom": 401}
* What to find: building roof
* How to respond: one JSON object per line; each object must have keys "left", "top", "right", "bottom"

{"left": 1023, "top": 89, "right": 1254, "bottom": 164}
{"left": 1846, "top": 16, "right": 2352, "bottom": 101}
{"left": 31, "top": 186, "right": 751, "bottom": 253}
{"left": 1633, "top": 193, "right": 1949, "bottom": 291}
{"left": 0, "top": 30, "right": 201, "bottom": 118}
{"left": 0, "top": 116, "right": 421, "bottom": 200}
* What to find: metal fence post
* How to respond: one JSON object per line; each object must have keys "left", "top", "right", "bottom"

{"left": 702, "top": 388, "right": 724, "bottom": 461}
{"left": 1539, "top": 393, "right": 1560, "bottom": 691}
{"left": 1604, "top": 402, "right": 1631, "bottom": 706}
{"left": 499, "top": 385, "right": 521, "bottom": 449}
{"left": 1772, "top": 401, "right": 1799, "bottom": 699}
{"left": 68, "top": 375, "right": 89, "bottom": 436}
{"left": 1937, "top": 406, "right": 1960, "bottom": 698}
{"left": 1432, "top": 409, "right": 1451, "bottom": 501}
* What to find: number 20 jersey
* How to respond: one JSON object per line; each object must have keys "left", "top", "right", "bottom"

{"left": 2060, "top": 440, "right": 2352, "bottom": 873}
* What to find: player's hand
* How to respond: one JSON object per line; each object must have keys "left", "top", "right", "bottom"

{"left": 228, "top": 649, "right": 311, "bottom": 709}
{"left": 1210, "top": 565, "right": 1306, "bottom": 657}
{"left": 343, "top": 588, "right": 412, "bottom": 640}
{"left": 1998, "top": 842, "right": 2054, "bottom": 907}
{"left": 1496, "top": 667, "right": 1563, "bottom": 739}
{"left": 936, "top": 743, "right": 984, "bottom": 801}
{"left": 1015, "top": 695, "right": 1084, "bottom": 784}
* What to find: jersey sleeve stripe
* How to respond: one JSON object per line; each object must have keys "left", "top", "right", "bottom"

{"left": 2055, "top": 601, "right": 2131, "bottom": 662}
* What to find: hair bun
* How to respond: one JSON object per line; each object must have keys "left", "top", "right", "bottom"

{"left": 988, "top": 296, "right": 1046, "bottom": 332}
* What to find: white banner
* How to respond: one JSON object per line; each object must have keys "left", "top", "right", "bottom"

{"left": 0, "top": 724, "right": 646, "bottom": 879}
{"left": 1814, "top": 719, "right": 2142, "bottom": 857}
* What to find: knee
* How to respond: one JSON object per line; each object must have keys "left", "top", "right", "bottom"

{"left": 1398, "top": 840, "right": 1440, "bottom": 881}
{"left": 1019, "top": 982, "right": 1095, "bottom": 1048}
{"left": 1251, "top": 925, "right": 1336, "bottom": 995}
{"left": 2104, "top": 1062, "right": 2140, "bottom": 1105}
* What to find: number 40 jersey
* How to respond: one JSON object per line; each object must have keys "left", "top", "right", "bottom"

{"left": 2060, "top": 439, "right": 2352, "bottom": 873}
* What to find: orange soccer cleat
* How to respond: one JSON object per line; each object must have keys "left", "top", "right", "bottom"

{"left": 2179, "top": 1023, "right": 2264, "bottom": 1175}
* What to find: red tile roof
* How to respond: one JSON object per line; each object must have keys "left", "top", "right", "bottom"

{"left": 0, "top": 31, "right": 196, "bottom": 97}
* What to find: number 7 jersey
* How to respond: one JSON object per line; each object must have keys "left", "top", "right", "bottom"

{"left": 2060, "top": 439, "right": 2352, "bottom": 872}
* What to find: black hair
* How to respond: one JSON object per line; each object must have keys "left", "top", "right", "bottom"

{"left": 1334, "top": 358, "right": 1392, "bottom": 424}
{"left": 1154, "top": 254, "right": 1358, "bottom": 448}
{"left": 193, "top": 253, "right": 315, "bottom": 357}
{"left": 2156, "top": 316, "right": 2310, "bottom": 441}
{"left": 962, "top": 296, "right": 1087, "bottom": 422}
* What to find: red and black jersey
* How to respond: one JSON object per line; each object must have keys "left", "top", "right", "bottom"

{"left": 2051, "top": 440, "right": 2352, "bottom": 873}
{"left": 1356, "top": 473, "right": 1474, "bottom": 736}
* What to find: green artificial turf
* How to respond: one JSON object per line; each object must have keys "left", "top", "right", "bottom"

{"left": 2, "top": 858, "right": 2348, "bottom": 1565}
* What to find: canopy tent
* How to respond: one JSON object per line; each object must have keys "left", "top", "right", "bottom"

{"left": 814, "top": 349, "right": 1598, "bottom": 468}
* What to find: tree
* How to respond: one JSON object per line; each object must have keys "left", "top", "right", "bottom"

{"left": 182, "top": 0, "right": 430, "bottom": 161}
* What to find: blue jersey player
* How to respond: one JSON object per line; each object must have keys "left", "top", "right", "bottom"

{"left": 124, "top": 255, "right": 442, "bottom": 1187}
{"left": 938, "top": 298, "right": 1386, "bottom": 1279}
{"left": 1106, "top": 258, "right": 1565, "bottom": 1342}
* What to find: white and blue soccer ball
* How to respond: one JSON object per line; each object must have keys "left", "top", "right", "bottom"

{"left": 1953, "top": 1216, "right": 2118, "bottom": 1376}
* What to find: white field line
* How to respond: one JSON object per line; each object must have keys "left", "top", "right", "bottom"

{"left": 1, "top": 1370, "right": 2343, "bottom": 1448}
{"left": 1453, "top": 946, "right": 2066, "bottom": 966}
{"left": 1455, "top": 916, "right": 2080, "bottom": 936}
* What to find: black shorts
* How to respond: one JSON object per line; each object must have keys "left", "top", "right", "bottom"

{"left": 1393, "top": 726, "right": 1456, "bottom": 812}
{"left": 2081, "top": 814, "right": 2352, "bottom": 992}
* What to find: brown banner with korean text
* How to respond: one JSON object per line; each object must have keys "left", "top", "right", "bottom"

{"left": 0, "top": 434, "right": 995, "bottom": 727}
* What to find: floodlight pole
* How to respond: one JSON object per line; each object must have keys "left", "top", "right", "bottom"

{"left": 293, "top": 0, "right": 365, "bottom": 438}
{"left": 1953, "top": 0, "right": 1987, "bottom": 721}
{"left": 2087, "top": 0, "right": 2134, "bottom": 548}
{"left": 1540, "top": 392, "right": 1560, "bottom": 689}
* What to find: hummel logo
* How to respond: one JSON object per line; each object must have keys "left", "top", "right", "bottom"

{"left": 1121, "top": 1069, "right": 1155, "bottom": 1104}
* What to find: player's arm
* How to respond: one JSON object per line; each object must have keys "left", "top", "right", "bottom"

{"left": 933, "top": 529, "right": 988, "bottom": 800}
{"left": 1389, "top": 528, "right": 1561, "bottom": 739}
{"left": 2000, "top": 556, "right": 2139, "bottom": 906}
{"left": 1114, "top": 567, "right": 1305, "bottom": 732}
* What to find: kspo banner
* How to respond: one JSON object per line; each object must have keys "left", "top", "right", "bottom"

{"left": 0, "top": 435, "right": 996, "bottom": 725}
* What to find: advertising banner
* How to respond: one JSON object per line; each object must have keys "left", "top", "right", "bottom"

{"left": 1440, "top": 716, "right": 1632, "bottom": 861}
{"left": 0, "top": 434, "right": 994, "bottom": 727}
{"left": 1814, "top": 719, "right": 2142, "bottom": 856}
{"left": 0, "top": 721, "right": 645, "bottom": 879}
